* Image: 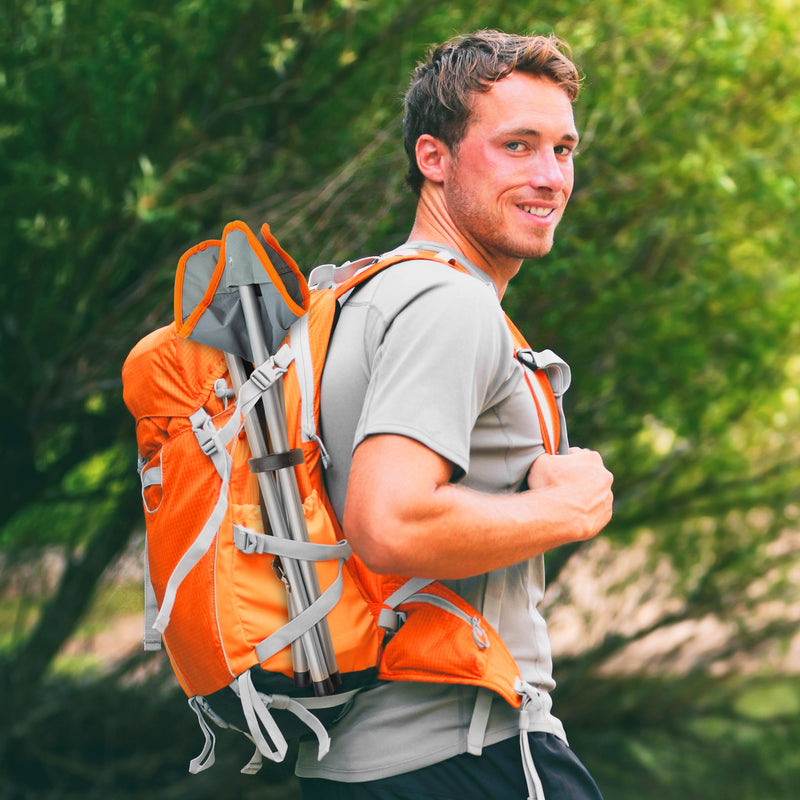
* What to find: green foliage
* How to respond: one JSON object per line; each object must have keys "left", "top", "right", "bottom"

{"left": 502, "top": 1, "right": 800, "bottom": 597}
{"left": 1, "top": 0, "right": 799, "bottom": 792}
{"left": 562, "top": 674, "right": 800, "bottom": 800}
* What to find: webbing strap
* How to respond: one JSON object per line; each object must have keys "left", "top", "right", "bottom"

{"left": 234, "top": 673, "right": 332, "bottom": 766}
{"left": 268, "top": 693, "right": 332, "bottom": 760}
{"left": 555, "top": 396, "right": 569, "bottom": 455}
{"left": 153, "top": 408, "right": 238, "bottom": 633}
{"left": 467, "top": 570, "right": 506, "bottom": 754}
{"left": 236, "top": 672, "right": 289, "bottom": 763}
{"left": 140, "top": 466, "right": 162, "bottom": 488}
{"left": 139, "top": 455, "right": 162, "bottom": 514}
{"left": 187, "top": 697, "right": 217, "bottom": 774}
{"left": 232, "top": 524, "right": 352, "bottom": 562}
{"left": 239, "top": 345, "right": 294, "bottom": 404}
{"left": 516, "top": 349, "right": 571, "bottom": 396}
{"left": 383, "top": 576, "right": 435, "bottom": 608}
{"left": 136, "top": 454, "right": 162, "bottom": 652}
{"left": 213, "top": 350, "right": 293, "bottom": 467}
{"left": 150, "top": 348, "right": 291, "bottom": 636}
{"left": 377, "top": 577, "right": 435, "bottom": 632}
{"left": 289, "top": 312, "right": 332, "bottom": 468}
{"left": 190, "top": 406, "right": 234, "bottom": 479}
{"left": 516, "top": 348, "right": 571, "bottom": 455}
{"left": 481, "top": 570, "right": 505, "bottom": 634}
{"left": 241, "top": 747, "right": 264, "bottom": 776}
{"left": 508, "top": 307, "right": 571, "bottom": 455}
{"left": 467, "top": 689, "right": 494, "bottom": 756}
{"left": 522, "top": 370, "right": 559, "bottom": 456}
{"left": 293, "top": 687, "right": 362, "bottom": 710}
{"left": 142, "top": 537, "right": 161, "bottom": 651}
{"left": 516, "top": 678, "right": 549, "bottom": 800}
{"left": 254, "top": 556, "right": 348, "bottom": 664}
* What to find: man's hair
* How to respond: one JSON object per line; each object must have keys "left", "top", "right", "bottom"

{"left": 402, "top": 30, "right": 581, "bottom": 195}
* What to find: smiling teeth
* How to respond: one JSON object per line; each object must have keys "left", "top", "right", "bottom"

{"left": 521, "top": 206, "right": 552, "bottom": 217}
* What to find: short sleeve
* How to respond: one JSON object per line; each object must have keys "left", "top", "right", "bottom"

{"left": 354, "top": 263, "right": 513, "bottom": 474}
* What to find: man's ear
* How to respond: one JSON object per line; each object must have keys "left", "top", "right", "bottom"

{"left": 415, "top": 134, "right": 450, "bottom": 184}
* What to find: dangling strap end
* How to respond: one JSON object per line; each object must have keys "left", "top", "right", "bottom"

{"left": 240, "top": 747, "right": 264, "bottom": 775}
{"left": 467, "top": 687, "right": 493, "bottom": 756}
{"left": 236, "top": 672, "right": 289, "bottom": 763}
{"left": 143, "top": 539, "right": 162, "bottom": 650}
{"left": 188, "top": 697, "right": 217, "bottom": 774}
{"left": 515, "top": 678, "right": 547, "bottom": 800}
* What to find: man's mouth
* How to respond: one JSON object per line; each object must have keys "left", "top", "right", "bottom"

{"left": 519, "top": 205, "right": 555, "bottom": 218}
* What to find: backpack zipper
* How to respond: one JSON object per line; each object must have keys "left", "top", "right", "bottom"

{"left": 404, "top": 591, "right": 490, "bottom": 649}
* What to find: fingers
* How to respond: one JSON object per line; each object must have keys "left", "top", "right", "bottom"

{"left": 526, "top": 448, "right": 614, "bottom": 542}
{"left": 527, "top": 448, "right": 611, "bottom": 489}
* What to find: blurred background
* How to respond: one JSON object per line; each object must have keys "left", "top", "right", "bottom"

{"left": 1, "top": 1, "right": 798, "bottom": 797}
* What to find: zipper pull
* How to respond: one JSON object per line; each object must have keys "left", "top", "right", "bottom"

{"left": 471, "top": 617, "right": 490, "bottom": 649}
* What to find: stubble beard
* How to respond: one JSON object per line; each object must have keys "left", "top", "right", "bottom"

{"left": 509, "top": 226, "right": 556, "bottom": 260}
{"left": 445, "top": 181, "right": 560, "bottom": 263}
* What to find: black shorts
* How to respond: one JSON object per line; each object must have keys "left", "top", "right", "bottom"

{"left": 298, "top": 732, "right": 604, "bottom": 800}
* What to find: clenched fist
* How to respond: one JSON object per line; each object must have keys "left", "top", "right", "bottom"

{"left": 526, "top": 447, "right": 614, "bottom": 543}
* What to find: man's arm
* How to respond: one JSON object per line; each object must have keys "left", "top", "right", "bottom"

{"left": 343, "top": 433, "right": 614, "bottom": 579}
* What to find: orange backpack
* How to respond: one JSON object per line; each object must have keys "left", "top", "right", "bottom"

{"left": 121, "top": 220, "right": 570, "bottom": 774}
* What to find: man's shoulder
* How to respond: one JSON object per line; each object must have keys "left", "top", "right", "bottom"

{"left": 377, "top": 242, "right": 496, "bottom": 288}
{"left": 364, "top": 253, "right": 499, "bottom": 316}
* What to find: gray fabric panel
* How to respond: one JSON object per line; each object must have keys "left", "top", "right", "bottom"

{"left": 180, "top": 233, "right": 304, "bottom": 360}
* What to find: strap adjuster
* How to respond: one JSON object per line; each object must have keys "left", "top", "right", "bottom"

{"left": 377, "top": 607, "right": 407, "bottom": 633}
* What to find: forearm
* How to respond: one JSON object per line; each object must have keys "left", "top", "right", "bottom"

{"left": 350, "top": 483, "right": 598, "bottom": 579}
{"left": 343, "top": 434, "right": 613, "bottom": 580}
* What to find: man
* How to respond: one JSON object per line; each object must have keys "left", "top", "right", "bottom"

{"left": 296, "top": 30, "right": 614, "bottom": 799}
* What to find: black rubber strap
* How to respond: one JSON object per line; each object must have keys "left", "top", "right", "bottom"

{"left": 248, "top": 448, "right": 305, "bottom": 473}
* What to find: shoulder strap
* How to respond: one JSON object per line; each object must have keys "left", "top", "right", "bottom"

{"left": 287, "top": 249, "right": 456, "bottom": 475}
{"left": 323, "top": 247, "right": 570, "bottom": 455}
{"left": 332, "top": 248, "right": 458, "bottom": 301}
{"left": 300, "top": 248, "right": 569, "bottom": 461}
{"left": 505, "top": 315, "right": 570, "bottom": 455}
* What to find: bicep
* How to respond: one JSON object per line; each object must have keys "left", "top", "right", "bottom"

{"left": 354, "top": 271, "right": 510, "bottom": 477}
{"left": 342, "top": 434, "right": 455, "bottom": 574}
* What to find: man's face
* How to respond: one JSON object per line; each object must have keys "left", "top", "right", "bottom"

{"left": 442, "top": 72, "right": 579, "bottom": 271}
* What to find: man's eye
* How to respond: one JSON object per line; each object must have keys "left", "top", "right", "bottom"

{"left": 554, "top": 145, "right": 574, "bottom": 156}
{"left": 506, "top": 141, "right": 525, "bottom": 152}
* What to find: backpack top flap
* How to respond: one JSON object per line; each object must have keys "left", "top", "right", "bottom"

{"left": 174, "top": 220, "right": 310, "bottom": 362}
{"left": 122, "top": 324, "right": 230, "bottom": 460}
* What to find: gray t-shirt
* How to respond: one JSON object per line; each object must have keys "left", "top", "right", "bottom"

{"left": 295, "top": 242, "right": 567, "bottom": 782}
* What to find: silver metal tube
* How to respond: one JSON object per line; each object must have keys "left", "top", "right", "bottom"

{"left": 237, "top": 285, "right": 340, "bottom": 690}
{"left": 225, "top": 352, "right": 330, "bottom": 690}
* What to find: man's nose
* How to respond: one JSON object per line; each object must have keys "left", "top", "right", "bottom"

{"left": 529, "top": 150, "right": 567, "bottom": 192}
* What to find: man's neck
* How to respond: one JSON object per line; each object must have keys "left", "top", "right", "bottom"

{"left": 406, "top": 187, "right": 521, "bottom": 298}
